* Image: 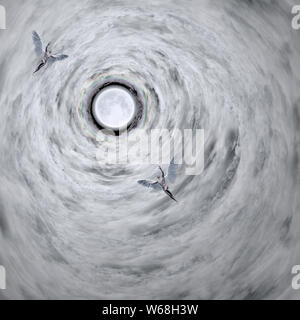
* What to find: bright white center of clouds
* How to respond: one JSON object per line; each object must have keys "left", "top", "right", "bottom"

{"left": 92, "top": 86, "right": 136, "bottom": 129}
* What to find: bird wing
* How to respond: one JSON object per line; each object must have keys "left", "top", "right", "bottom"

{"left": 166, "top": 157, "right": 178, "bottom": 184}
{"left": 49, "top": 54, "right": 68, "bottom": 61}
{"left": 137, "top": 180, "right": 162, "bottom": 190}
{"left": 45, "top": 42, "right": 51, "bottom": 54}
{"left": 32, "top": 31, "right": 43, "bottom": 57}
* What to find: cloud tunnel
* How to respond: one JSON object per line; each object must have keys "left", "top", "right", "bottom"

{"left": 0, "top": 0, "right": 300, "bottom": 299}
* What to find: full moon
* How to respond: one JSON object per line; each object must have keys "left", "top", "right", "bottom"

{"left": 92, "top": 86, "right": 136, "bottom": 130}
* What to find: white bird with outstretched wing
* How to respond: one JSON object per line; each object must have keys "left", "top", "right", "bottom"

{"left": 32, "top": 31, "right": 68, "bottom": 74}
{"left": 138, "top": 158, "right": 179, "bottom": 202}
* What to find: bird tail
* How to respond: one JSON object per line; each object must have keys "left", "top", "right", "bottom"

{"left": 33, "top": 61, "right": 45, "bottom": 74}
{"left": 164, "top": 189, "right": 177, "bottom": 202}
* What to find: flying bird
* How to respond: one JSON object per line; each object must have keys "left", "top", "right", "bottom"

{"left": 32, "top": 31, "right": 68, "bottom": 74}
{"left": 138, "top": 158, "right": 179, "bottom": 202}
